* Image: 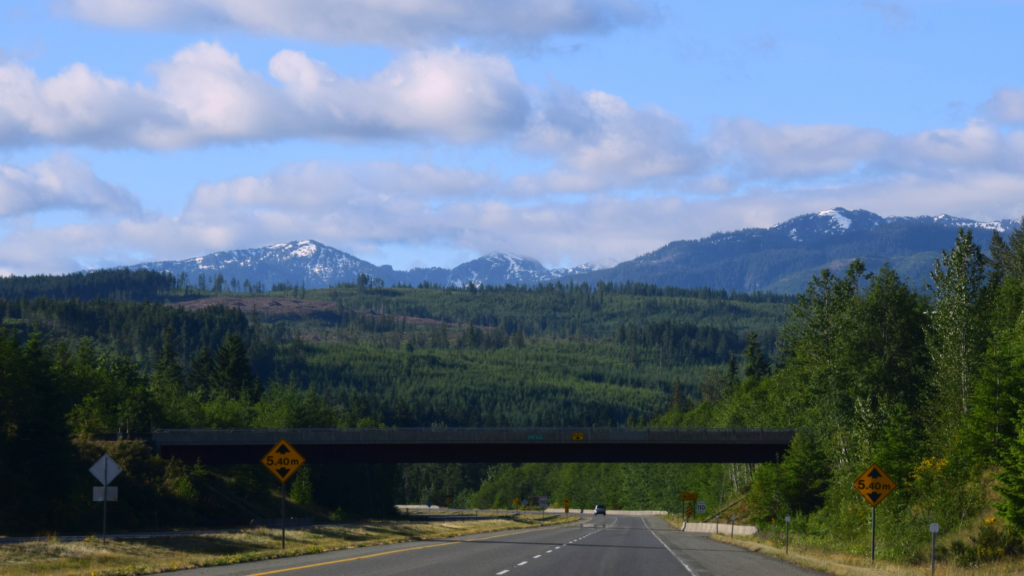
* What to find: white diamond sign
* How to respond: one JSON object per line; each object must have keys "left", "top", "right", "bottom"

{"left": 89, "top": 454, "right": 122, "bottom": 486}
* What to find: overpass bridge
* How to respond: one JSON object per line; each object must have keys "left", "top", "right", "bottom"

{"left": 151, "top": 427, "right": 794, "bottom": 464}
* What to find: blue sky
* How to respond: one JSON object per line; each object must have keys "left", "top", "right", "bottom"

{"left": 2, "top": 0, "right": 1024, "bottom": 275}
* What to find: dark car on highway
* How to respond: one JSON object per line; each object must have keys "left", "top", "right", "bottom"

{"left": 594, "top": 505, "right": 606, "bottom": 515}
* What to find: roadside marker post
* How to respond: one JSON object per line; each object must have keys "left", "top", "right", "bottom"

{"left": 89, "top": 454, "right": 122, "bottom": 544}
{"left": 930, "top": 523, "right": 940, "bottom": 575}
{"left": 261, "top": 439, "right": 305, "bottom": 550}
{"left": 784, "top": 516, "right": 791, "bottom": 554}
{"left": 730, "top": 516, "right": 735, "bottom": 538}
{"left": 854, "top": 463, "right": 896, "bottom": 563}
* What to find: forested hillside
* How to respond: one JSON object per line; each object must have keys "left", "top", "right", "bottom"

{"left": 471, "top": 224, "right": 1024, "bottom": 566}
{"left": 0, "top": 274, "right": 787, "bottom": 534}
{"left": 8, "top": 225, "right": 1024, "bottom": 567}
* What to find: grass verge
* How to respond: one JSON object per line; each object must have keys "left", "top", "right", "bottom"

{"left": 707, "top": 532, "right": 1024, "bottom": 576}
{"left": 0, "top": 514, "right": 578, "bottom": 576}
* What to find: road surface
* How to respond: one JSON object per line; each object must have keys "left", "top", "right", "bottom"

{"left": 176, "top": 514, "right": 820, "bottom": 576}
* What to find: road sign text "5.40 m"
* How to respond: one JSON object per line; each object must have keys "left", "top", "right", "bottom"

{"left": 262, "top": 439, "right": 306, "bottom": 483}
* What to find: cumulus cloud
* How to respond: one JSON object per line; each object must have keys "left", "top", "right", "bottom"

{"left": 7, "top": 148, "right": 1024, "bottom": 277}
{"left": 514, "top": 84, "right": 705, "bottom": 192}
{"left": 58, "top": 0, "right": 653, "bottom": 47}
{"left": 983, "top": 88, "right": 1024, "bottom": 124}
{"left": 706, "top": 117, "right": 888, "bottom": 179}
{"left": 0, "top": 153, "right": 141, "bottom": 217}
{"left": 0, "top": 42, "right": 528, "bottom": 148}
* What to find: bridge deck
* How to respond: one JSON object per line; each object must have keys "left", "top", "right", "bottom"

{"left": 152, "top": 428, "right": 794, "bottom": 464}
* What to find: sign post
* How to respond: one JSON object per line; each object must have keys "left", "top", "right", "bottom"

{"left": 563, "top": 498, "right": 570, "bottom": 514}
{"left": 89, "top": 454, "right": 122, "bottom": 544}
{"left": 929, "top": 523, "right": 939, "bottom": 575}
{"left": 261, "top": 439, "right": 306, "bottom": 550}
{"left": 730, "top": 516, "right": 735, "bottom": 538}
{"left": 853, "top": 463, "right": 897, "bottom": 563}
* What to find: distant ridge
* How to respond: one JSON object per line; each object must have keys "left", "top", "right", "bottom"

{"left": 128, "top": 209, "right": 1019, "bottom": 293}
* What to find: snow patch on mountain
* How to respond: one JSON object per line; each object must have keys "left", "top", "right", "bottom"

{"left": 818, "top": 209, "right": 852, "bottom": 230}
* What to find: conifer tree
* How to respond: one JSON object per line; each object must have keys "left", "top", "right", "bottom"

{"left": 927, "top": 228, "right": 990, "bottom": 455}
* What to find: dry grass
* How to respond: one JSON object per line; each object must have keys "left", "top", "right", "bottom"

{"left": 708, "top": 532, "right": 1024, "bottom": 576}
{"left": 0, "top": 515, "right": 578, "bottom": 576}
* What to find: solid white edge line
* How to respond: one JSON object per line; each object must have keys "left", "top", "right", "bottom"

{"left": 642, "top": 516, "right": 698, "bottom": 576}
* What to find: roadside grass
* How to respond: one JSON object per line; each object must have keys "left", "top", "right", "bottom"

{"left": 0, "top": 514, "right": 578, "bottom": 576}
{"left": 707, "top": 532, "right": 1024, "bottom": 576}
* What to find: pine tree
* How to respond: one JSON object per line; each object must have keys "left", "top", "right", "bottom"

{"left": 189, "top": 347, "right": 214, "bottom": 394}
{"left": 214, "top": 333, "right": 257, "bottom": 399}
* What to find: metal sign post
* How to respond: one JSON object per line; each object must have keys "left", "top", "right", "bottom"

{"left": 853, "top": 463, "right": 897, "bottom": 564}
{"left": 261, "top": 439, "right": 306, "bottom": 550}
{"left": 89, "top": 454, "right": 122, "bottom": 544}
{"left": 929, "top": 523, "right": 940, "bottom": 575}
{"left": 730, "top": 516, "right": 735, "bottom": 538}
{"left": 784, "top": 516, "right": 791, "bottom": 554}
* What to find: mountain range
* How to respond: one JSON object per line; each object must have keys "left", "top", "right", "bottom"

{"left": 129, "top": 208, "right": 1020, "bottom": 293}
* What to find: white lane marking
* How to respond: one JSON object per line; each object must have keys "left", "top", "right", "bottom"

{"left": 518, "top": 561, "right": 528, "bottom": 566}
{"left": 534, "top": 555, "right": 542, "bottom": 558}
{"left": 497, "top": 571, "right": 509, "bottom": 575}
{"left": 546, "top": 550, "right": 552, "bottom": 553}
{"left": 642, "top": 516, "right": 698, "bottom": 576}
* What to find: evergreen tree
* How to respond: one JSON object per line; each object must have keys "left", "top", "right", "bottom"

{"left": 927, "top": 228, "right": 990, "bottom": 455}
{"left": 189, "top": 346, "right": 215, "bottom": 394}
{"left": 743, "top": 332, "right": 771, "bottom": 382}
{"left": 214, "top": 333, "right": 258, "bottom": 399}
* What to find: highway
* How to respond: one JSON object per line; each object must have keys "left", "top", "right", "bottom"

{"left": 178, "top": 515, "right": 822, "bottom": 576}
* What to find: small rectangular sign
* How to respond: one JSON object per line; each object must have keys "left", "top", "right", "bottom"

{"left": 93, "top": 486, "right": 118, "bottom": 502}
{"left": 696, "top": 501, "right": 706, "bottom": 514}
{"left": 572, "top": 433, "right": 584, "bottom": 441}
{"left": 680, "top": 492, "right": 697, "bottom": 501}
{"left": 538, "top": 496, "right": 549, "bottom": 508}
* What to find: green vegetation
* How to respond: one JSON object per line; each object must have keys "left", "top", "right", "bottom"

{"left": 472, "top": 225, "right": 1024, "bottom": 568}
{"left": 8, "top": 224, "right": 1024, "bottom": 569}
{"left": 0, "top": 274, "right": 786, "bottom": 534}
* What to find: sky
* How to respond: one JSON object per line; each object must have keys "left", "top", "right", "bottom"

{"left": 2, "top": 0, "right": 1024, "bottom": 275}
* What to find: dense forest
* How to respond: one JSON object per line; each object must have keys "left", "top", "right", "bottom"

{"left": 0, "top": 272, "right": 783, "bottom": 534}
{"left": 5, "top": 227, "right": 1024, "bottom": 568}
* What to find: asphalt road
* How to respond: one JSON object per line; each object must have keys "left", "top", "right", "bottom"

{"left": 178, "top": 515, "right": 822, "bottom": 576}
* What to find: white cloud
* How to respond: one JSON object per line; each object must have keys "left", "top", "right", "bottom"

{"left": 6, "top": 150, "right": 1024, "bottom": 277}
{"left": 706, "top": 117, "right": 888, "bottom": 179}
{"left": 514, "top": 84, "right": 705, "bottom": 192}
{"left": 59, "top": 0, "right": 653, "bottom": 47}
{"left": 0, "top": 153, "right": 141, "bottom": 217}
{"left": 983, "top": 88, "right": 1024, "bottom": 124}
{"left": 0, "top": 42, "right": 528, "bottom": 148}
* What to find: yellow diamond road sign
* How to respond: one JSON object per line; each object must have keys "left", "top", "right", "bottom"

{"left": 262, "top": 438, "right": 305, "bottom": 483}
{"left": 854, "top": 463, "right": 896, "bottom": 507}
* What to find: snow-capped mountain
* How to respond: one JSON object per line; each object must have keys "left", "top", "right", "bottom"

{"left": 130, "top": 242, "right": 579, "bottom": 289}
{"left": 131, "top": 240, "right": 383, "bottom": 288}
{"left": 572, "top": 208, "right": 1020, "bottom": 292}
{"left": 128, "top": 208, "right": 1021, "bottom": 294}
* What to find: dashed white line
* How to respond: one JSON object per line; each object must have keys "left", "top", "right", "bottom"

{"left": 533, "top": 555, "right": 542, "bottom": 558}
{"left": 546, "top": 550, "right": 552, "bottom": 553}
{"left": 518, "top": 561, "right": 528, "bottom": 566}
{"left": 497, "top": 571, "right": 509, "bottom": 575}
